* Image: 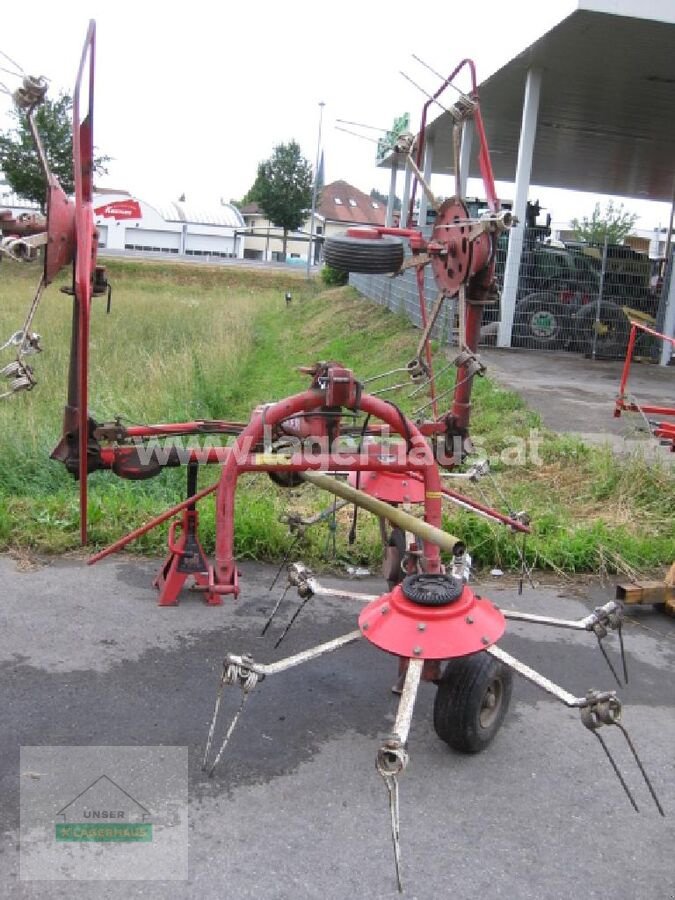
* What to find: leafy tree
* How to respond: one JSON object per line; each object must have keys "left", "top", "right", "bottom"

{"left": 246, "top": 141, "right": 313, "bottom": 259}
{"left": 571, "top": 200, "right": 638, "bottom": 245}
{"left": 0, "top": 91, "right": 110, "bottom": 211}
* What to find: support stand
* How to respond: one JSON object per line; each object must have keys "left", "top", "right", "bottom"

{"left": 154, "top": 462, "right": 215, "bottom": 605}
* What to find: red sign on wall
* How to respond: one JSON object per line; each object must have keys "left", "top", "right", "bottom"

{"left": 94, "top": 199, "right": 142, "bottom": 220}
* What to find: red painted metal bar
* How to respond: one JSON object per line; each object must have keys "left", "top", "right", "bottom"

{"left": 88, "top": 481, "right": 219, "bottom": 565}
{"left": 119, "top": 421, "right": 248, "bottom": 438}
{"left": 614, "top": 323, "right": 639, "bottom": 417}
{"left": 404, "top": 472, "right": 530, "bottom": 533}
{"left": 450, "top": 303, "right": 482, "bottom": 429}
{"left": 235, "top": 454, "right": 431, "bottom": 472}
{"left": 615, "top": 321, "right": 675, "bottom": 419}
{"left": 114, "top": 420, "right": 452, "bottom": 441}
{"left": 627, "top": 320, "right": 675, "bottom": 346}
{"left": 214, "top": 389, "right": 444, "bottom": 593}
{"left": 619, "top": 403, "right": 675, "bottom": 417}
{"left": 408, "top": 58, "right": 477, "bottom": 222}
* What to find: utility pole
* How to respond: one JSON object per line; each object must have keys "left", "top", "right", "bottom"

{"left": 306, "top": 101, "right": 325, "bottom": 279}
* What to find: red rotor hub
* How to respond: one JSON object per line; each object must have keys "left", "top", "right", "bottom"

{"left": 359, "top": 574, "right": 505, "bottom": 660}
{"left": 430, "top": 198, "right": 473, "bottom": 296}
{"left": 348, "top": 469, "right": 425, "bottom": 503}
{"left": 347, "top": 445, "right": 425, "bottom": 503}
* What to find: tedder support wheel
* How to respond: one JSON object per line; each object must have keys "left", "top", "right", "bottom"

{"left": 324, "top": 233, "right": 404, "bottom": 274}
{"left": 433, "top": 652, "right": 513, "bottom": 754}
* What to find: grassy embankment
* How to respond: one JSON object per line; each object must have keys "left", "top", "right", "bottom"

{"left": 0, "top": 258, "right": 672, "bottom": 573}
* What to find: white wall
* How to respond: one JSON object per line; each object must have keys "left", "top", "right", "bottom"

{"left": 93, "top": 194, "right": 242, "bottom": 258}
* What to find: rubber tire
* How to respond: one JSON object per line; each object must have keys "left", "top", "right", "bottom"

{"left": 433, "top": 652, "right": 513, "bottom": 754}
{"left": 574, "top": 300, "right": 630, "bottom": 358}
{"left": 512, "top": 293, "right": 570, "bottom": 350}
{"left": 324, "top": 234, "right": 404, "bottom": 274}
{"left": 401, "top": 573, "right": 463, "bottom": 606}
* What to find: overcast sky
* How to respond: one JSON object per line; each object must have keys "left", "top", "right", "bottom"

{"left": 1, "top": 0, "right": 671, "bottom": 230}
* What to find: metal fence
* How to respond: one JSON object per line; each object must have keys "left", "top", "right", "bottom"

{"left": 487, "top": 229, "right": 669, "bottom": 357}
{"left": 351, "top": 229, "right": 670, "bottom": 360}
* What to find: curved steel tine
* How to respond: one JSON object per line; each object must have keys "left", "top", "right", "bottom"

{"left": 592, "top": 731, "right": 639, "bottom": 812}
{"left": 614, "top": 722, "right": 665, "bottom": 817}
{"left": 274, "top": 593, "right": 312, "bottom": 649}
{"left": 261, "top": 583, "right": 291, "bottom": 636}
{"left": 596, "top": 635, "right": 623, "bottom": 687}
{"left": 206, "top": 692, "right": 250, "bottom": 778}
{"left": 618, "top": 624, "right": 628, "bottom": 685}
{"left": 202, "top": 667, "right": 227, "bottom": 770}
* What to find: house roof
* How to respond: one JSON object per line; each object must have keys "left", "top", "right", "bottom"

{"left": 319, "top": 180, "right": 386, "bottom": 226}
{"left": 239, "top": 202, "right": 261, "bottom": 215}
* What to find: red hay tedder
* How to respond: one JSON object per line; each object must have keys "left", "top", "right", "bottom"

{"left": 0, "top": 22, "right": 664, "bottom": 892}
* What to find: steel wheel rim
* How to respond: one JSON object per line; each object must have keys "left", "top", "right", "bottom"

{"left": 479, "top": 677, "right": 503, "bottom": 729}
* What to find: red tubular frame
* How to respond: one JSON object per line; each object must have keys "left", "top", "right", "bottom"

{"left": 213, "top": 388, "right": 444, "bottom": 596}
{"left": 614, "top": 321, "right": 675, "bottom": 450}
{"left": 615, "top": 321, "right": 675, "bottom": 420}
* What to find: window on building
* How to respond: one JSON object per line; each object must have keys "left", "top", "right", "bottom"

{"left": 372, "top": 201, "right": 379, "bottom": 209}
{"left": 348, "top": 199, "right": 357, "bottom": 207}
{"left": 334, "top": 198, "right": 343, "bottom": 205}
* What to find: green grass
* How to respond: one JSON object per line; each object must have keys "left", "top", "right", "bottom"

{"left": 0, "top": 259, "right": 673, "bottom": 574}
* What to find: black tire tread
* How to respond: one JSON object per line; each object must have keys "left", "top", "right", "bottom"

{"left": 574, "top": 299, "right": 629, "bottom": 357}
{"left": 512, "top": 292, "right": 570, "bottom": 350}
{"left": 433, "top": 652, "right": 512, "bottom": 754}
{"left": 324, "top": 234, "right": 404, "bottom": 274}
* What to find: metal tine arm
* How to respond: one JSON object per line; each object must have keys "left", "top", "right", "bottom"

{"left": 375, "top": 657, "right": 425, "bottom": 894}
{"left": 502, "top": 601, "right": 628, "bottom": 686}
{"left": 225, "top": 630, "right": 364, "bottom": 681}
{"left": 580, "top": 692, "right": 665, "bottom": 816}
{"left": 273, "top": 561, "right": 382, "bottom": 647}
{"left": 502, "top": 600, "right": 622, "bottom": 633}
{"left": 370, "top": 380, "right": 416, "bottom": 397}
{"left": 288, "top": 563, "right": 380, "bottom": 604}
{"left": 488, "top": 645, "right": 664, "bottom": 815}
{"left": 202, "top": 630, "right": 363, "bottom": 776}
{"left": 363, "top": 367, "right": 415, "bottom": 385}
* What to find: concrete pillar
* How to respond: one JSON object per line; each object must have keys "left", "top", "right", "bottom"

{"left": 458, "top": 120, "right": 474, "bottom": 198}
{"left": 660, "top": 257, "right": 675, "bottom": 365}
{"left": 385, "top": 163, "right": 399, "bottom": 227}
{"left": 418, "top": 139, "right": 434, "bottom": 227}
{"left": 497, "top": 67, "right": 542, "bottom": 348}
{"left": 400, "top": 165, "right": 412, "bottom": 228}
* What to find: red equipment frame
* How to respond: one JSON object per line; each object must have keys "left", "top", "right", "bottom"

{"left": 11, "top": 31, "right": 665, "bottom": 890}
{"left": 614, "top": 320, "right": 675, "bottom": 449}
{"left": 25, "top": 24, "right": 525, "bottom": 608}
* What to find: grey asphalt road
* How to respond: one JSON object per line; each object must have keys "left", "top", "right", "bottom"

{"left": 481, "top": 347, "right": 674, "bottom": 457}
{"left": 1, "top": 555, "right": 674, "bottom": 899}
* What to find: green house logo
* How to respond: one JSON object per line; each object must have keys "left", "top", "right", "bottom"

{"left": 55, "top": 774, "right": 152, "bottom": 842}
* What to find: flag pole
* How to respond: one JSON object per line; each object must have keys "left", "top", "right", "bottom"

{"left": 307, "top": 101, "right": 325, "bottom": 279}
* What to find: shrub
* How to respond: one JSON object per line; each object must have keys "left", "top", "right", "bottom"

{"left": 320, "top": 264, "right": 348, "bottom": 287}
